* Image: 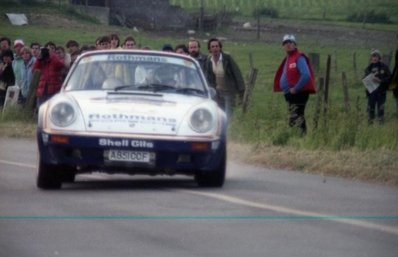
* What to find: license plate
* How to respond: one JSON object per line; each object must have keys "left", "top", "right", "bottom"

{"left": 106, "top": 150, "right": 151, "bottom": 163}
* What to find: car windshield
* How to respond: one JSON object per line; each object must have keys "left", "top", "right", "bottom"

{"left": 64, "top": 52, "right": 207, "bottom": 97}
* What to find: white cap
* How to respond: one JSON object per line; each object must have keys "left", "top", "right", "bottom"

{"left": 370, "top": 49, "right": 381, "bottom": 58}
{"left": 14, "top": 39, "right": 24, "bottom": 47}
{"left": 282, "top": 34, "right": 296, "bottom": 44}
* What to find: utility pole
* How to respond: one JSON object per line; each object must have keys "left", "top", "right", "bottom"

{"left": 256, "top": 12, "right": 260, "bottom": 40}
{"left": 199, "top": 0, "right": 204, "bottom": 32}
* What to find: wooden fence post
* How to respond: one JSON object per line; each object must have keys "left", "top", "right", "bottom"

{"left": 334, "top": 50, "right": 338, "bottom": 73}
{"left": 342, "top": 72, "right": 350, "bottom": 112}
{"left": 324, "top": 55, "right": 331, "bottom": 105}
{"left": 309, "top": 53, "right": 320, "bottom": 75}
{"left": 248, "top": 52, "right": 254, "bottom": 69}
{"left": 241, "top": 53, "right": 257, "bottom": 114}
{"left": 198, "top": 0, "right": 204, "bottom": 32}
{"left": 382, "top": 52, "right": 392, "bottom": 67}
{"left": 256, "top": 13, "right": 260, "bottom": 40}
{"left": 353, "top": 52, "right": 358, "bottom": 79}
{"left": 322, "top": 55, "right": 332, "bottom": 127}
{"left": 313, "top": 77, "right": 324, "bottom": 130}
{"left": 242, "top": 68, "right": 258, "bottom": 114}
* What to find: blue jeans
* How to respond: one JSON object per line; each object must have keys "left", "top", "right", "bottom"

{"left": 217, "top": 91, "right": 236, "bottom": 122}
{"left": 367, "top": 90, "right": 386, "bottom": 123}
{"left": 284, "top": 92, "right": 309, "bottom": 134}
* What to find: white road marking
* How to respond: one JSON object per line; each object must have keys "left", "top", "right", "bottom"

{"left": 0, "top": 159, "right": 36, "bottom": 169}
{"left": 178, "top": 189, "right": 398, "bottom": 236}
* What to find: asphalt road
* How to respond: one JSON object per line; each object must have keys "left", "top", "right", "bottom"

{"left": 1, "top": 137, "right": 397, "bottom": 257}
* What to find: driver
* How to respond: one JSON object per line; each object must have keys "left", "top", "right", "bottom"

{"left": 154, "top": 65, "right": 178, "bottom": 87}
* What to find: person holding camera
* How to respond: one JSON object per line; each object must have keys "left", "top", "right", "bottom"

{"left": 32, "top": 47, "right": 66, "bottom": 108}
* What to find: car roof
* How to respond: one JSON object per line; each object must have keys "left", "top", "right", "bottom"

{"left": 78, "top": 49, "right": 196, "bottom": 62}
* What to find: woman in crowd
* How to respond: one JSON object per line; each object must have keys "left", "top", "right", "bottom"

{"left": 20, "top": 46, "right": 36, "bottom": 104}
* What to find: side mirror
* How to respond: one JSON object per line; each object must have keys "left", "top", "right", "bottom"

{"left": 209, "top": 87, "right": 217, "bottom": 99}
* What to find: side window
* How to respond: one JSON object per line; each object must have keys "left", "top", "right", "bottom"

{"left": 65, "top": 64, "right": 83, "bottom": 90}
{"left": 183, "top": 67, "right": 203, "bottom": 89}
{"left": 88, "top": 62, "right": 107, "bottom": 89}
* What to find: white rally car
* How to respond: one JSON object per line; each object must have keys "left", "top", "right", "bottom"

{"left": 37, "top": 50, "right": 228, "bottom": 189}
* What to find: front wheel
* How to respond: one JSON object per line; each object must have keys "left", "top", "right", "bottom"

{"left": 60, "top": 166, "right": 76, "bottom": 183}
{"left": 195, "top": 148, "right": 226, "bottom": 188}
{"left": 36, "top": 159, "right": 62, "bottom": 190}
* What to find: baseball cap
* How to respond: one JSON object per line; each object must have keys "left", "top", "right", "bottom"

{"left": 14, "top": 39, "right": 25, "bottom": 47}
{"left": 282, "top": 34, "right": 296, "bottom": 45}
{"left": 370, "top": 49, "right": 381, "bottom": 58}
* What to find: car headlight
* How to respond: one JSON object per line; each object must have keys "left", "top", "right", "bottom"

{"left": 189, "top": 108, "right": 213, "bottom": 133}
{"left": 50, "top": 102, "right": 76, "bottom": 127}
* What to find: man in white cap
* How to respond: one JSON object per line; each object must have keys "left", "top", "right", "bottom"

{"left": 273, "top": 34, "right": 316, "bottom": 134}
{"left": 364, "top": 49, "right": 391, "bottom": 124}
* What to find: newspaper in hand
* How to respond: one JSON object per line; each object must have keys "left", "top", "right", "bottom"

{"left": 362, "top": 73, "right": 380, "bottom": 93}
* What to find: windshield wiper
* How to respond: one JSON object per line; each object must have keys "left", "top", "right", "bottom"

{"left": 175, "top": 87, "right": 205, "bottom": 96}
{"left": 114, "top": 85, "right": 138, "bottom": 91}
{"left": 137, "top": 83, "right": 176, "bottom": 92}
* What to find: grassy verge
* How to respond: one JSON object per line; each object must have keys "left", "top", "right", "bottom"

{"left": 0, "top": 106, "right": 36, "bottom": 137}
{"left": 229, "top": 142, "right": 398, "bottom": 186}
{"left": 0, "top": 121, "right": 36, "bottom": 138}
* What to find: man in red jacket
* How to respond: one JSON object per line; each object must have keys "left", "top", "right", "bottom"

{"left": 274, "top": 34, "right": 316, "bottom": 134}
{"left": 32, "top": 47, "right": 66, "bottom": 108}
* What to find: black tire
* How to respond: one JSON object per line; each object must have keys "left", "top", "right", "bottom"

{"left": 195, "top": 149, "right": 226, "bottom": 188}
{"left": 36, "top": 159, "right": 62, "bottom": 190}
{"left": 60, "top": 166, "right": 76, "bottom": 183}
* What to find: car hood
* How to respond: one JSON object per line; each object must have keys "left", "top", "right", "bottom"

{"left": 68, "top": 91, "right": 211, "bottom": 135}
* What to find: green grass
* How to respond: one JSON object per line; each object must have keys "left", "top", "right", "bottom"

{"left": 229, "top": 42, "right": 398, "bottom": 152}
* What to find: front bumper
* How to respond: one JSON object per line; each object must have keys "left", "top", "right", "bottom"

{"left": 37, "top": 131, "right": 226, "bottom": 175}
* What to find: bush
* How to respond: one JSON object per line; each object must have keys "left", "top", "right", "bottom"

{"left": 347, "top": 10, "right": 391, "bottom": 24}
{"left": 252, "top": 7, "right": 279, "bottom": 18}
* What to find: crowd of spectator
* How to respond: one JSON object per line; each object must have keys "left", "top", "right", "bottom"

{"left": 0, "top": 34, "right": 246, "bottom": 120}
{"left": 1, "top": 32, "right": 397, "bottom": 127}
{"left": 0, "top": 35, "right": 162, "bottom": 108}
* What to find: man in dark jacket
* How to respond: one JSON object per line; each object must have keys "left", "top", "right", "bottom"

{"left": 364, "top": 49, "right": 391, "bottom": 124}
{"left": 203, "top": 38, "right": 245, "bottom": 120}
{"left": 0, "top": 49, "right": 15, "bottom": 107}
{"left": 188, "top": 39, "right": 207, "bottom": 71}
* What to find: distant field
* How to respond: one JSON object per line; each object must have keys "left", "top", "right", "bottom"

{"left": 171, "top": 0, "right": 398, "bottom": 22}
